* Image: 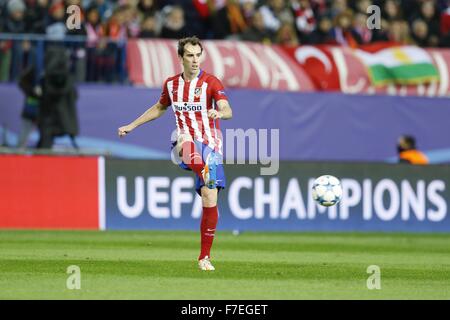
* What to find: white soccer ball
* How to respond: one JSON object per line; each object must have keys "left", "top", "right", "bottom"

{"left": 312, "top": 175, "right": 342, "bottom": 207}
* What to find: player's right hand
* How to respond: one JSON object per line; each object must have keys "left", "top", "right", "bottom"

{"left": 118, "top": 125, "right": 133, "bottom": 138}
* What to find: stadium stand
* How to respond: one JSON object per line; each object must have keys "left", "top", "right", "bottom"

{"left": 1, "top": 0, "right": 450, "bottom": 82}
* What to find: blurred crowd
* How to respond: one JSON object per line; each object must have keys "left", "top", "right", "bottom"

{"left": 2, "top": 0, "right": 450, "bottom": 46}
{"left": 2, "top": 0, "right": 450, "bottom": 83}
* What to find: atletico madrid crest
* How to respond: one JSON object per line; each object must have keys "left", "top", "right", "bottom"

{"left": 194, "top": 87, "right": 202, "bottom": 98}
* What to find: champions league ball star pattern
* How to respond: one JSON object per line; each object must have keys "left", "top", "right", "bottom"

{"left": 312, "top": 175, "right": 343, "bottom": 207}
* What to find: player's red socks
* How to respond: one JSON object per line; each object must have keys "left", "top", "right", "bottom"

{"left": 181, "top": 141, "right": 204, "bottom": 179}
{"left": 199, "top": 206, "right": 218, "bottom": 260}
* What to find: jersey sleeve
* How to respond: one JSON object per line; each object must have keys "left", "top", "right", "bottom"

{"left": 211, "top": 77, "right": 228, "bottom": 102}
{"left": 159, "top": 79, "right": 171, "bottom": 107}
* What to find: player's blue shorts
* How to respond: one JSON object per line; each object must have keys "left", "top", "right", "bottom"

{"left": 171, "top": 140, "right": 226, "bottom": 196}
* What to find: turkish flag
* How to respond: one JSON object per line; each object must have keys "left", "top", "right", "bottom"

{"left": 282, "top": 45, "right": 340, "bottom": 91}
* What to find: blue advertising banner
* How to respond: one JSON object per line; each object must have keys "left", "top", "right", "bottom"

{"left": 105, "top": 159, "right": 450, "bottom": 232}
{"left": 2, "top": 84, "right": 450, "bottom": 163}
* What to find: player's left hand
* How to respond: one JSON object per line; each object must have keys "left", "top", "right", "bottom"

{"left": 207, "top": 110, "right": 222, "bottom": 119}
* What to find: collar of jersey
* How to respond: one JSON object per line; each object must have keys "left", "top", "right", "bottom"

{"left": 181, "top": 69, "right": 203, "bottom": 81}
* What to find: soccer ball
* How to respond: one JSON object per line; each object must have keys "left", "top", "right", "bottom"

{"left": 312, "top": 175, "right": 342, "bottom": 207}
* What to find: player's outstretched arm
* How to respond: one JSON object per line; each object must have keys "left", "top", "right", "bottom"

{"left": 118, "top": 102, "right": 168, "bottom": 137}
{"left": 207, "top": 99, "right": 232, "bottom": 120}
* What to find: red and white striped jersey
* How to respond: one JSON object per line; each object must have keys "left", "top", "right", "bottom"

{"left": 159, "top": 70, "right": 228, "bottom": 152}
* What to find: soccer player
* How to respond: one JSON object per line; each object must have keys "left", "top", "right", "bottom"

{"left": 118, "top": 36, "right": 232, "bottom": 271}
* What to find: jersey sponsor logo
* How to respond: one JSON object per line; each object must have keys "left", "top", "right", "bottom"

{"left": 173, "top": 102, "right": 205, "bottom": 112}
{"left": 194, "top": 87, "right": 202, "bottom": 98}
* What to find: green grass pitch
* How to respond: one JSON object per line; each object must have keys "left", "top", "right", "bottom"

{"left": 0, "top": 230, "right": 449, "bottom": 299}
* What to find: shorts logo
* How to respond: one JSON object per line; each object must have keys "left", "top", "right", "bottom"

{"left": 194, "top": 88, "right": 202, "bottom": 98}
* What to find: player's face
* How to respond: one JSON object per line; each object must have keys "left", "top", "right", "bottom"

{"left": 181, "top": 44, "right": 202, "bottom": 75}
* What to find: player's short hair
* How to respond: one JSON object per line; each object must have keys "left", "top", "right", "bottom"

{"left": 177, "top": 36, "right": 203, "bottom": 57}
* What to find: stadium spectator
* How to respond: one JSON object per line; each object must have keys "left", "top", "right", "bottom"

{"left": 167, "top": 0, "right": 207, "bottom": 39}
{"left": 1, "top": 0, "right": 28, "bottom": 81}
{"left": 83, "top": 0, "right": 113, "bottom": 21}
{"left": 3, "top": 0, "right": 26, "bottom": 34}
{"left": 38, "top": 46, "right": 79, "bottom": 149}
{"left": 211, "top": 0, "right": 248, "bottom": 40}
{"left": 46, "top": 0, "right": 67, "bottom": 40}
{"left": 388, "top": 19, "right": 414, "bottom": 44}
{"left": 441, "top": 4, "right": 450, "bottom": 47}
{"left": 411, "top": 0, "right": 441, "bottom": 47}
{"left": 240, "top": 10, "right": 274, "bottom": 43}
{"left": 139, "top": 14, "right": 158, "bottom": 38}
{"left": 353, "top": 12, "right": 373, "bottom": 44}
{"left": 351, "top": 0, "right": 372, "bottom": 15}
{"left": 137, "top": 0, "right": 161, "bottom": 35}
{"left": 240, "top": 0, "right": 258, "bottom": 26}
{"left": 382, "top": 0, "right": 403, "bottom": 22}
{"left": 137, "top": 0, "right": 158, "bottom": 17}
{"left": 259, "top": 0, "right": 294, "bottom": 32}
{"left": 96, "top": 6, "right": 128, "bottom": 82}
{"left": 411, "top": 19, "right": 434, "bottom": 47}
{"left": 276, "top": 22, "right": 299, "bottom": 46}
{"left": 325, "top": 0, "right": 349, "bottom": 18}
{"left": 371, "top": 18, "right": 391, "bottom": 42}
{"left": 397, "top": 135, "right": 429, "bottom": 165}
{"left": 160, "top": 5, "right": 188, "bottom": 39}
{"left": 24, "top": 0, "right": 50, "bottom": 34}
{"left": 309, "top": 0, "right": 327, "bottom": 17}
{"left": 330, "top": 10, "right": 362, "bottom": 48}
{"left": 291, "top": 0, "right": 316, "bottom": 43}
{"left": 85, "top": 5, "right": 103, "bottom": 81}
{"left": 17, "top": 65, "right": 41, "bottom": 148}
{"left": 308, "top": 15, "right": 334, "bottom": 44}
{"left": 441, "top": 4, "right": 450, "bottom": 37}
{"left": 122, "top": 4, "right": 141, "bottom": 38}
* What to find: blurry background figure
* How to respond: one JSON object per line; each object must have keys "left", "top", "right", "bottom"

{"left": 85, "top": 5, "right": 103, "bottom": 81}
{"left": 353, "top": 12, "right": 372, "bottom": 44}
{"left": 46, "top": 0, "right": 67, "bottom": 40}
{"left": 371, "top": 18, "right": 390, "bottom": 42}
{"left": 411, "top": 0, "right": 440, "bottom": 47}
{"left": 275, "top": 22, "right": 299, "bottom": 46}
{"left": 411, "top": 19, "right": 432, "bottom": 47}
{"left": 397, "top": 135, "right": 429, "bottom": 165}
{"left": 23, "top": 0, "right": 50, "bottom": 34}
{"left": 291, "top": 0, "right": 316, "bottom": 44}
{"left": 240, "top": 0, "right": 257, "bottom": 26}
{"left": 139, "top": 14, "right": 157, "bottom": 38}
{"left": 388, "top": 19, "right": 413, "bottom": 45}
{"left": 211, "top": 0, "right": 248, "bottom": 40}
{"left": 331, "top": 10, "right": 362, "bottom": 48}
{"left": 17, "top": 65, "right": 42, "bottom": 149}
{"left": 160, "top": 5, "right": 187, "bottom": 39}
{"left": 383, "top": 0, "right": 403, "bottom": 22}
{"left": 83, "top": 0, "right": 114, "bottom": 21}
{"left": 0, "top": 0, "right": 28, "bottom": 82}
{"left": 325, "top": 0, "right": 348, "bottom": 18}
{"left": 308, "top": 15, "right": 333, "bottom": 44}
{"left": 240, "top": 10, "right": 274, "bottom": 44}
{"left": 37, "top": 46, "right": 79, "bottom": 149}
{"left": 259, "top": 0, "right": 294, "bottom": 33}
{"left": 96, "top": 6, "right": 127, "bottom": 82}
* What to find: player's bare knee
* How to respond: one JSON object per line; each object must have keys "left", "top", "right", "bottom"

{"left": 201, "top": 188, "right": 218, "bottom": 207}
